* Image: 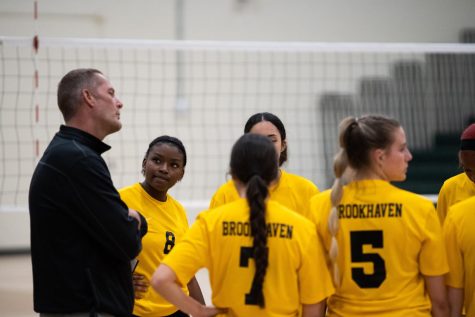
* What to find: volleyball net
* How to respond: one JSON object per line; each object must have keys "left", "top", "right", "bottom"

{"left": 1, "top": 36, "right": 474, "bottom": 213}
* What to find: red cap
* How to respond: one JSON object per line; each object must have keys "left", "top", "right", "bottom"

{"left": 461, "top": 123, "right": 475, "bottom": 151}
{"left": 461, "top": 123, "right": 475, "bottom": 140}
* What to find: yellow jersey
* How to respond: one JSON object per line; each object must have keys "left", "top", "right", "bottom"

{"left": 309, "top": 179, "right": 448, "bottom": 317}
{"left": 443, "top": 196, "right": 475, "bottom": 317}
{"left": 209, "top": 169, "right": 319, "bottom": 219}
{"left": 437, "top": 172, "right": 475, "bottom": 224}
{"left": 163, "top": 199, "right": 334, "bottom": 317}
{"left": 119, "top": 183, "right": 190, "bottom": 317}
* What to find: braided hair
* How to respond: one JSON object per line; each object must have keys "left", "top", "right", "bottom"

{"left": 230, "top": 133, "right": 279, "bottom": 307}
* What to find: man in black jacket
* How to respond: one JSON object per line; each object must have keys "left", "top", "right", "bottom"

{"left": 29, "top": 68, "right": 148, "bottom": 317}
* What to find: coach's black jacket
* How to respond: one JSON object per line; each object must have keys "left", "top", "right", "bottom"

{"left": 29, "top": 125, "right": 147, "bottom": 317}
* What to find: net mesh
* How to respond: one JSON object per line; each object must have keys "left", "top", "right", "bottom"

{"left": 1, "top": 37, "right": 474, "bottom": 211}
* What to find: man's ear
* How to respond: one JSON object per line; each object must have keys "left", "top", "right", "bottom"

{"left": 82, "top": 89, "right": 95, "bottom": 107}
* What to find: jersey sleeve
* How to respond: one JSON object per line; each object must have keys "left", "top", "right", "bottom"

{"left": 162, "top": 216, "right": 209, "bottom": 286}
{"left": 299, "top": 228, "right": 335, "bottom": 304}
{"left": 308, "top": 192, "right": 332, "bottom": 250}
{"left": 443, "top": 212, "right": 464, "bottom": 288}
{"left": 419, "top": 204, "right": 449, "bottom": 276}
{"left": 300, "top": 183, "right": 320, "bottom": 219}
{"left": 209, "top": 182, "right": 233, "bottom": 209}
{"left": 209, "top": 189, "right": 225, "bottom": 209}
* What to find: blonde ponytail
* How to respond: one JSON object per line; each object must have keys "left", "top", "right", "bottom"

{"left": 328, "top": 118, "right": 356, "bottom": 287}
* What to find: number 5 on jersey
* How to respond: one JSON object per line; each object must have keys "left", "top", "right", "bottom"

{"left": 350, "top": 230, "right": 386, "bottom": 288}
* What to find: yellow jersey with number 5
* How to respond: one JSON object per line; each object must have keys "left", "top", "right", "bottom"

{"left": 309, "top": 179, "right": 448, "bottom": 317}
{"left": 163, "top": 198, "right": 334, "bottom": 317}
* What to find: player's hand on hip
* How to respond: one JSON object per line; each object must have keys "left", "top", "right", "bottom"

{"left": 132, "top": 273, "right": 149, "bottom": 299}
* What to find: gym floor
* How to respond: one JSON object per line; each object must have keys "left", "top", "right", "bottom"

{"left": 0, "top": 254, "right": 35, "bottom": 317}
{"left": 0, "top": 254, "right": 211, "bottom": 317}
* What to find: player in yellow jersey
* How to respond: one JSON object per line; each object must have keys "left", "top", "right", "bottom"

{"left": 209, "top": 112, "right": 319, "bottom": 219}
{"left": 437, "top": 123, "right": 475, "bottom": 224}
{"left": 443, "top": 195, "right": 475, "bottom": 317}
{"left": 151, "top": 134, "right": 334, "bottom": 317}
{"left": 119, "top": 136, "right": 205, "bottom": 317}
{"left": 308, "top": 115, "right": 449, "bottom": 317}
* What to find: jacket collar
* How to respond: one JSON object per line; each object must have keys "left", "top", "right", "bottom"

{"left": 58, "top": 125, "right": 111, "bottom": 154}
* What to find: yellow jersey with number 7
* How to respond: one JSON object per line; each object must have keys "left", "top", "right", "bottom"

{"left": 163, "top": 198, "right": 334, "bottom": 317}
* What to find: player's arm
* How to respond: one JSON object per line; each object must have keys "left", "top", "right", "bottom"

{"left": 443, "top": 211, "right": 465, "bottom": 317}
{"left": 132, "top": 273, "right": 148, "bottom": 299}
{"left": 436, "top": 184, "right": 449, "bottom": 224}
{"left": 302, "top": 300, "right": 326, "bottom": 317}
{"left": 188, "top": 276, "right": 206, "bottom": 305}
{"left": 152, "top": 264, "right": 223, "bottom": 317}
{"left": 424, "top": 275, "right": 449, "bottom": 317}
{"left": 447, "top": 287, "right": 464, "bottom": 317}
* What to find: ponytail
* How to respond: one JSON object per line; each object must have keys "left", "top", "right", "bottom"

{"left": 229, "top": 133, "right": 278, "bottom": 308}
{"left": 247, "top": 175, "right": 269, "bottom": 308}
{"left": 328, "top": 117, "right": 356, "bottom": 287}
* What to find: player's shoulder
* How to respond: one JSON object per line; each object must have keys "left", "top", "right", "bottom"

{"left": 390, "top": 184, "right": 433, "bottom": 206}
{"left": 281, "top": 170, "right": 318, "bottom": 191}
{"left": 307, "top": 190, "right": 332, "bottom": 223}
{"left": 441, "top": 173, "right": 466, "bottom": 189}
{"left": 309, "top": 189, "right": 331, "bottom": 204}
{"left": 216, "top": 179, "right": 235, "bottom": 191}
{"left": 198, "top": 198, "right": 247, "bottom": 221}
{"left": 268, "top": 200, "right": 316, "bottom": 229}
{"left": 165, "top": 193, "right": 185, "bottom": 209}
{"left": 118, "top": 182, "right": 140, "bottom": 195}
{"left": 210, "top": 179, "right": 236, "bottom": 199}
{"left": 449, "top": 195, "right": 475, "bottom": 216}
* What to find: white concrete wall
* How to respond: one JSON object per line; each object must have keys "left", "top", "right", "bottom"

{"left": 0, "top": 0, "right": 474, "bottom": 42}
{"left": 0, "top": 211, "right": 30, "bottom": 252}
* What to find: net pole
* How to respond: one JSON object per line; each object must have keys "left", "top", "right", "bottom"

{"left": 33, "top": 0, "right": 40, "bottom": 161}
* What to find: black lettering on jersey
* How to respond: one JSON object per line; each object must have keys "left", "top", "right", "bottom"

{"left": 367, "top": 204, "right": 374, "bottom": 217}
{"left": 266, "top": 223, "right": 293, "bottom": 239}
{"left": 350, "top": 230, "right": 386, "bottom": 288}
{"left": 338, "top": 205, "right": 345, "bottom": 218}
{"left": 395, "top": 204, "right": 402, "bottom": 217}
{"left": 222, "top": 221, "right": 292, "bottom": 239}
{"left": 338, "top": 203, "right": 403, "bottom": 219}
{"left": 230, "top": 222, "right": 236, "bottom": 235}
{"left": 375, "top": 204, "right": 383, "bottom": 217}
{"left": 163, "top": 231, "right": 175, "bottom": 255}
{"left": 358, "top": 205, "right": 366, "bottom": 219}
{"left": 223, "top": 221, "right": 229, "bottom": 235}
{"left": 222, "top": 221, "right": 251, "bottom": 236}
{"left": 239, "top": 246, "right": 269, "bottom": 305}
